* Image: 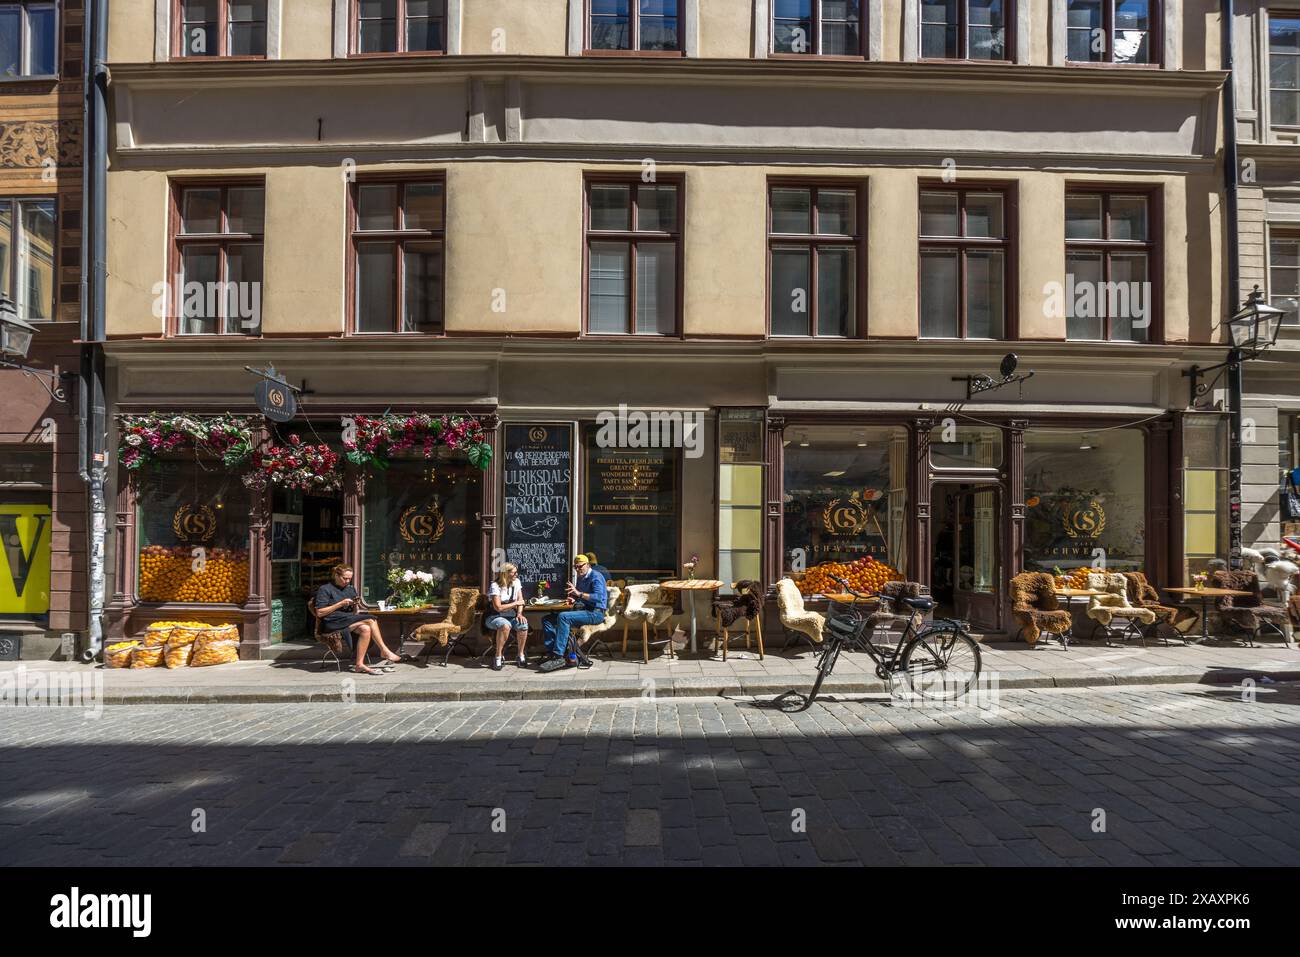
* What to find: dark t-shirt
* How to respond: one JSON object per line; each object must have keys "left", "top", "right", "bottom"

{"left": 315, "top": 581, "right": 360, "bottom": 632}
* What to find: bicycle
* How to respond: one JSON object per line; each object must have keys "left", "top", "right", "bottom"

{"left": 771, "top": 576, "right": 982, "bottom": 711}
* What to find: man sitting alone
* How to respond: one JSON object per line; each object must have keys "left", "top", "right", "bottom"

{"left": 539, "top": 554, "right": 607, "bottom": 672}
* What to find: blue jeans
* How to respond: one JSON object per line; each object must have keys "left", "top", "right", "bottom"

{"left": 542, "top": 610, "right": 604, "bottom": 657}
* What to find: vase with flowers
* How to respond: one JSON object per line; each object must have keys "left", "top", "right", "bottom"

{"left": 683, "top": 554, "right": 700, "bottom": 580}
{"left": 386, "top": 565, "right": 447, "bottom": 608}
{"left": 1192, "top": 572, "right": 1208, "bottom": 591}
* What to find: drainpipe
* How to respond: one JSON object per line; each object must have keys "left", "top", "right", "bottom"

{"left": 79, "top": 0, "right": 109, "bottom": 662}
{"left": 1223, "top": 1, "right": 1244, "bottom": 571}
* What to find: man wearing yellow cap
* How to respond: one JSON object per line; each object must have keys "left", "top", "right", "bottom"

{"left": 539, "top": 554, "right": 607, "bottom": 672}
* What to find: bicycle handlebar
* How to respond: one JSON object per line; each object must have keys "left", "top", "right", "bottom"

{"left": 829, "top": 575, "right": 880, "bottom": 601}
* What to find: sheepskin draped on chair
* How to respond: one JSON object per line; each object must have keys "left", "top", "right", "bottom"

{"left": 577, "top": 585, "right": 623, "bottom": 657}
{"left": 1210, "top": 571, "right": 1288, "bottom": 646}
{"left": 1009, "top": 572, "right": 1071, "bottom": 647}
{"left": 776, "top": 578, "right": 824, "bottom": 649}
{"left": 621, "top": 583, "right": 674, "bottom": 662}
{"left": 1122, "top": 571, "right": 1198, "bottom": 634}
{"left": 1085, "top": 572, "right": 1156, "bottom": 627}
{"left": 411, "top": 587, "right": 481, "bottom": 665}
{"left": 865, "top": 580, "right": 926, "bottom": 630}
{"left": 710, "top": 580, "right": 765, "bottom": 660}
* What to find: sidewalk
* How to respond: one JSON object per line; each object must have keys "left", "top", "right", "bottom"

{"left": 5, "top": 637, "right": 1300, "bottom": 704}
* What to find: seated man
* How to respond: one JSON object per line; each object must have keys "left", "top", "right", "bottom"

{"left": 585, "top": 550, "right": 611, "bottom": 582}
{"left": 539, "top": 554, "right": 607, "bottom": 672}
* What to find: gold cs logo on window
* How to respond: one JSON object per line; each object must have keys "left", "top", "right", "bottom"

{"left": 823, "top": 498, "right": 871, "bottom": 536}
{"left": 399, "top": 502, "right": 446, "bottom": 544}
{"left": 528, "top": 426, "right": 548, "bottom": 444}
{"left": 172, "top": 504, "right": 217, "bottom": 543}
{"left": 1063, "top": 500, "right": 1106, "bottom": 539}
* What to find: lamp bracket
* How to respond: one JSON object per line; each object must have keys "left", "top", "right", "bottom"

{"left": 0, "top": 359, "right": 72, "bottom": 403}
{"left": 951, "top": 370, "right": 1035, "bottom": 402}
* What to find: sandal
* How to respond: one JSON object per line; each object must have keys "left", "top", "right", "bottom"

{"left": 349, "top": 665, "right": 381, "bottom": 675}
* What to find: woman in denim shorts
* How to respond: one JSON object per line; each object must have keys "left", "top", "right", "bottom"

{"left": 487, "top": 563, "right": 529, "bottom": 670}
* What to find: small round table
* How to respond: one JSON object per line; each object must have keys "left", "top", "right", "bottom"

{"left": 1052, "top": 588, "right": 1103, "bottom": 648}
{"left": 658, "top": 580, "right": 723, "bottom": 654}
{"left": 368, "top": 604, "right": 438, "bottom": 644}
{"left": 1163, "top": 587, "right": 1252, "bottom": 644}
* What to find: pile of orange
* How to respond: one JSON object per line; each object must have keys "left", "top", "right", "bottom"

{"left": 1062, "top": 567, "right": 1094, "bottom": 590}
{"left": 798, "top": 557, "right": 903, "bottom": 596}
{"left": 139, "top": 545, "right": 250, "bottom": 604}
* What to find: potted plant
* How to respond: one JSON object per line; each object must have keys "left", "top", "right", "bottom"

{"left": 385, "top": 566, "right": 447, "bottom": 608}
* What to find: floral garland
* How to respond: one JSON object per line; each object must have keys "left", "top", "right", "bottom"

{"left": 243, "top": 434, "right": 342, "bottom": 493}
{"left": 118, "top": 413, "right": 258, "bottom": 473}
{"left": 344, "top": 413, "right": 492, "bottom": 470}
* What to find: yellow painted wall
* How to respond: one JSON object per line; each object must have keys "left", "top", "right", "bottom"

{"left": 867, "top": 168, "right": 918, "bottom": 337}
{"left": 106, "top": 170, "right": 168, "bottom": 336}
{"left": 108, "top": 0, "right": 157, "bottom": 62}
{"left": 462, "top": 0, "right": 569, "bottom": 56}
{"left": 698, "top": 0, "right": 755, "bottom": 59}
{"left": 1018, "top": 170, "right": 1064, "bottom": 338}
{"left": 684, "top": 166, "right": 766, "bottom": 336}
{"left": 280, "top": 0, "right": 335, "bottom": 60}
{"left": 262, "top": 166, "right": 347, "bottom": 334}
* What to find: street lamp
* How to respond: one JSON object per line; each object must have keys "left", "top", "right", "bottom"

{"left": 1225, "top": 287, "right": 1286, "bottom": 356}
{"left": 0, "top": 294, "right": 71, "bottom": 403}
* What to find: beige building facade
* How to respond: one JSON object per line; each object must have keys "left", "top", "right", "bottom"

{"left": 102, "top": 1, "right": 1242, "bottom": 654}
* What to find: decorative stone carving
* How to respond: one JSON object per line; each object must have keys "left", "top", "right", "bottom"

{"left": 0, "top": 120, "right": 82, "bottom": 169}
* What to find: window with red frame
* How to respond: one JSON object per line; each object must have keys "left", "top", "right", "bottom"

{"left": 921, "top": 1, "right": 1009, "bottom": 61}
{"left": 588, "top": 1, "right": 681, "bottom": 53}
{"left": 772, "top": 0, "right": 863, "bottom": 57}
{"left": 351, "top": 180, "right": 445, "bottom": 334}
{"left": 768, "top": 184, "right": 863, "bottom": 338}
{"left": 175, "top": 0, "right": 268, "bottom": 57}
{"left": 585, "top": 177, "right": 681, "bottom": 336}
{"left": 1066, "top": 0, "right": 1157, "bottom": 65}
{"left": 354, "top": 0, "right": 446, "bottom": 55}
{"left": 1065, "top": 190, "right": 1156, "bottom": 342}
{"left": 172, "top": 183, "right": 264, "bottom": 336}
{"left": 919, "top": 188, "right": 1009, "bottom": 340}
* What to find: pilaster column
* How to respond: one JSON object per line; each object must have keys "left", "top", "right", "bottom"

{"left": 1146, "top": 418, "right": 1174, "bottom": 589}
{"left": 907, "top": 417, "right": 934, "bottom": 585}
{"left": 1006, "top": 420, "right": 1028, "bottom": 579}
{"left": 104, "top": 470, "right": 137, "bottom": 641}
{"left": 478, "top": 414, "right": 500, "bottom": 589}
{"left": 240, "top": 463, "right": 272, "bottom": 658}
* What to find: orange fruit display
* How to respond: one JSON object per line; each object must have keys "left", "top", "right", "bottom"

{"left": 797, "top": 557, "right": 903, "bottom": 596}
{"left": 138, "top": 545, "right": 250, "bottom": 604}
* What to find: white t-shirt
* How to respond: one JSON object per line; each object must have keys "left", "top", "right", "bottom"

{"left": 489, "top": 580, "right": 523, "bottom": 611}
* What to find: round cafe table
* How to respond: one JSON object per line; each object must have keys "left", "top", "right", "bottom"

{"left": 367, "top": 604, "right": 438, "bottom": 644}
{"left": 658, "top": 580, "right": 723, "bottom": 654}
{"left": 1164, "top": 587, "right": 1252, "bottom": 644}
{"left": 1052, "top": 588, "right": 1104, "bottom": 649}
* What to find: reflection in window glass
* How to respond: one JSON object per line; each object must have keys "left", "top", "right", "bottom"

{"left": 782, "top": 426, "right": 908, "bottom": 573}
{"left": 583, "top": 425, "right": 680, "bottom": 581}
{"left": 930, "top": 426, "right": 1002, "bottom": 469}
{"left": 1023, "top": 429, "right": 1145, "bottom": 575}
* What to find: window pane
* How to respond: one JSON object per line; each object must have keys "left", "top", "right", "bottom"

{"left": 180, "top": 246, "right": 220, "bottom": 335}
{"left": 1271, "top": 53, "right": 1299, "bottom": 93}
{"left": 964, "top": 192, "right": 1004, "bottom": 238}
{"left": 582, "top": 426, "right": 679, "bottom": 580}
{"left": 1067, "top": 0, "right": 1103, "bottom": 62}
{"left": 229, "top": 1, "right": 268, "bottom": 19}
{"left": 635, "top": 242, "right": 676, "bottom": 334}
{"left": 1113, "top": 0, "right": 1150, "bottom": 63}
{"left": 920, "top": 191, "right": 959, "bottom": 236}
{"left": 0, "top": 8, "right": 19, "bottom": 77}
{"left": 181, "top": 0, "right": 219, "bottom": 56}
{"left": 641, "top": 0, "right": 680, "bottom": 52}
{"left": 588, "top": 241, "right": 629, "bottom": 333}
{"left": 181, "top": 189, "right": 221, "bottom": 233}
{"left": 968, "top": 0, "right": 1006, "bottom": 60}
{"left": 402, "top": 241, "right": 443, "bottom": 333}
{"left": 226, "top": 187, "right": 264, "bottom": 234}
{"left": 356, "top": 242, "right": 395, "bottom": 332}
{"left": 636, "top": 184, "right": 678, "bottom": 232}
{"left": 406, "top": 16, "right": 443, "bottom": 52}
{"left": 920, "top": 248, "right": 959, "bottom": 337}
{"left": 816, "top": 246, "right": 855, "bottom": 337}
{"left": 921, "top": 0, "right": 958, "bottom": 58}
{"left": 1107, "top": 252, "right": 1149, "bottom": 342}
{"left": 407, "top": 0, "right": 445, "bottom": 15}
{"left": 770, "top": 247, "right": 811, "bottom": 336}
{"left": 228, "top": 22, "right": 267, "bottom": 56}
{"left": 358, "top": 0, "right": 398, "bottom": 54}
{"left": 771, "top": 188, "right": 811, "bottom": 234}
{"left": 357, "top": 184, "right": 397, "bottom": 230}
{"left": 591, "top": 0, "right": 631, "bottom": 50}
{"left": 225, "top": 243, "right": 263, "bottom": 335}
{"left": 590, "top": 184, "right": 631, "bottom": 231}
{"left": 1065, "top": 194, "right": 1102, "bottom": 240}
{"left": 1065, "top": 250, "right": 1104, "bottom": 340}
{"left": 403, "top": 182, "right": 444, "bottom": 231}
{"left": 27, "top": 3, "right": 56, "bottom": 74}
{"left": 1271, "top": 90, "right": 1300, "bottom": 126}
{"left": 816, "top": 189, "right": 856, "bottom": 235}
{"left": 1272, "top": 17, "right": 1300, "bottom": 55}
{"left": 966, "top": 249, "right": 1004, "bottom": 338}
{"left": 17, "top": 200, "right": 54, "bottom": 321}
{"left": 773, "top": 0, "right": 813, "bottom": 54}
{"left": 1108, "top": 195, "right": 1147, "bottom": 241}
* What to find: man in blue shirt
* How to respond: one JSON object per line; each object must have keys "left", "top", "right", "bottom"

{"left": 539, "top": 554, "right": 607, "bottom": 672}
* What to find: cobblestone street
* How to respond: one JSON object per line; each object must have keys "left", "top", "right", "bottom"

{"left": 2, "top": 684, "right": 1299, "bottom": 866}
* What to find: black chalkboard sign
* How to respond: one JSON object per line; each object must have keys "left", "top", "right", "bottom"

{"left": 502, "top": 424, "right": 572, "bottom": 600}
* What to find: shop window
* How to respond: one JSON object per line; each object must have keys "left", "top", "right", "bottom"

{"left": 772, "top": 0, "right": 863, "bottom": 57}
{"left": 929, "top": 424, "right": 1002, "bottom": 469}
{"left": 0, "top": 197, "right": 56, "bottom": 321}
{"left": 1282, "top": 413, "right": 1300, "bottom": 537}
{"left": 1268, "top": 230, "right": 1300, "bottom": 325}
{"left": 350, "top": 178, "right": 445, "bottom": 334}
{"left": 1023, "top": 428, "right": 1145, "bottom": 574}
{"left": 0, "top": 2, "right": 56, "bottom": 78}
{"left": 361, "top": 452, "right": 481, "bottom": 603}
{"left": 353, "top": 0, "right": 446, "bottom": 55}
{"left": 782, "top": 425, "right": 908, "bottom": 573}
{"left": 1065, "top": 190, "right": 1155, "bottom": 342}
{"left": 137, "top": 462, "right": 251, "bottom": 604}
{"left": 585, "top": 176, "right": 682, "bottom": 336}
{"left": 1066, "top": 0, "right": 1157, "bottom": 65}
{"left": 175, "top": 0, "right": 268, "bottom": 58}
{"left": 769, "top": 183, "right": 863, "bottom": 338}
{"left": 588, "top": 1, "right": 682, "bottom": 53}
{"left": 1181, "top": 414, "right": 1228, "bottom": 581}
{"left": 920, "top": 188, "right": 1008, "bottom": 340}
{"left": 582, "top": 424, "right": 680, "bottom": 580}
{"left": 0, "top": 445, "right": 52, "bottom": 620}
{"left": 171, "top": 182, "right": 264, "bottom": 335}
{"left": 718, "top": 410, "right": 764, "bottom": 589}
{"left": 1270, "top": 14, "right": 1300, "bottom": 127}
{"left": 921, "top": 0, "right": 1009, "bottom": 61}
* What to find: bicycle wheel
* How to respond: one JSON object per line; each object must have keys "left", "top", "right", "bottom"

{"left": 898, "top": 626, "right": 982, "bottom": 702}
{"left": 816, "top": 635, "right": 843, "bottom": 678}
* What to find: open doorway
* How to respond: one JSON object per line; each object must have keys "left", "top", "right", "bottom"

{"left": 931, "top": 482, "right": 1002, "bottom": 632}
{"left": 271, "top": 489, "right": 345, "bottom": 643}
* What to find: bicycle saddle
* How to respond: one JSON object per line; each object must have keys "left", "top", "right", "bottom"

{"left": 897, "top": 596, "right": 935, "bottom": 611}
